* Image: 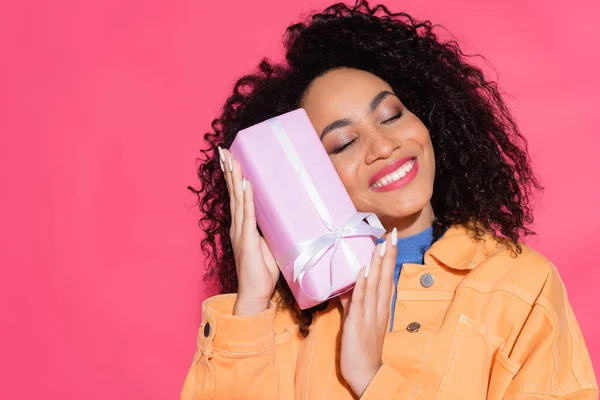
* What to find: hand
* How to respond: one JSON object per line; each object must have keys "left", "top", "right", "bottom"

{"left": 219, "top": 147, "right": 280, "bottom": 316}
{"left": 339, "top": 228, "right": 397, "bottom": 397}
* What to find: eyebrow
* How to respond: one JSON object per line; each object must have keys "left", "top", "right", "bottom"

{"left": 320, "top": 90, "right": 395, "bottom": 141}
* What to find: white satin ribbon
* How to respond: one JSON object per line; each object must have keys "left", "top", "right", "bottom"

{"left": 269, "top": 118, "right": 385, "bottom": 301}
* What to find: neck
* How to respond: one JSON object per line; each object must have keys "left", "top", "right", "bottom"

{"left": 380, "top": 203, "right": 435, "bottom": 238}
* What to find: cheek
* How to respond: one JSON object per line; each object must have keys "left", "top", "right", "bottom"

{"left": 415, "top": 127, "right": 435, "bottom": 177}
{"left": 430, "top": 147, "right": 436, "bottom": 179}
{"left": 333, "top": 160, "right": 360, "bottom": 193}
{"left": 426, "top": 141, "right": 436, "bottom": 180}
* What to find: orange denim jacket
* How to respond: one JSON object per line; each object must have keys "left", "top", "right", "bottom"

{"left": 180, "top": 224, "right": 598, "bottom": 399}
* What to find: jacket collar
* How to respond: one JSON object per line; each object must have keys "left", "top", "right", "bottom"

{"left": 424, "top": 223, "right": 488, "bottom": 270}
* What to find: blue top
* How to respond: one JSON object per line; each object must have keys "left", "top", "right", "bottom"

{"left": 376, "top": 225, "right": 438, "bottom": 331}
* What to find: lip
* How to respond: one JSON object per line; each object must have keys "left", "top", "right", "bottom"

{"left": 369, "top": 157, "right": 419, "bottom": 192}
{"left": 368, "top": 156, "right": 416, "bottom": 186}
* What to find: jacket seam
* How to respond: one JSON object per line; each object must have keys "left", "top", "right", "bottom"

{"left": 408, "top": 324, "right": 436, "bottom": 400}
{"left": 503, "top": 384, "right": 599, "bottom": 399}
{"left": 535, "top": 295, "right": 562, "bottom": 394}
{"left": 468, "top": 239, "right": 486, "bottom": 268}
{"left": 561, "top": 273, "right": 585, "bottom": 388}
{"left": 457, "top": 279, "right": 536, "bottom": 305}
{"left": 322, "top": 357, "right": 335, "bottom": 400}
{"left": 437, "top": 316, "right": 465, "bottom": 397}
{"left": 212, "top": 342, "right": 276, "bottom": 357}
{"left": 196, "top": 353, "right": 215, "bottom": 398}
{"left": 211, "top": 329, "right": 290, "bottom": 357}
{"left": 275, "top": 330, "right": 291, "bottom": 346}
{"left": 394, "top": 290, "right": 454, "bottom": 301}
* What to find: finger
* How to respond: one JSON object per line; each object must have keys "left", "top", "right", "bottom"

{"left": 364, "top": 242, "right": 385, "bottom": 318}
{"left": 220, "top": 146, "right": 231, "bottom": 192}
{"left": 241, "top": 178, "right": 256, "bottom": 236}
{"left": 221, "top": 147, "right": 236, "bottom": 235}
{"left": 378, "top": 228, "right": 397, "bottom": 317}
{"left": 226, "top": 150, "right": 245, "bottom": 237}
{"left": 217, "top": 145, "right": 225, "bottom": 173}
{"left": 349, "top": 265, "right": 368, "bottom": 314}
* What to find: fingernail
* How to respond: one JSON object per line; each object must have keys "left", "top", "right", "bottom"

{"left": 228, "top": 157, "right": 233, "bottom": 172}
{"left": 219, "top": 158, "right": 224, "bottom": 172}
{"left": 391, "top": 228, "right": 397, "bottom": 246}
{"left": 242, "top": 178, "right": 247, "bottom": 192}
{"left": 364, "top": 264, "right": 370, "bottom": 278}
{"left": 218, "top": 146, "right": 225, "bottom": 162}
{"left": 380, "top": 241, "right": 387, "bottom": 257}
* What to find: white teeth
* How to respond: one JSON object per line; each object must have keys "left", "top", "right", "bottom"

{"left": 371, "top": 159, "right": 415, "bottom": 188}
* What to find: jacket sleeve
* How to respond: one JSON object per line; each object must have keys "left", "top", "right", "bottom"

{"left": 358, "top": 265, "right": 599, "bottom": 400}
{"left": 179, "top": 293, "right": 296, "bottom": 400}
{"left": 499, "top": 267, "right": 599, "bottom": 399}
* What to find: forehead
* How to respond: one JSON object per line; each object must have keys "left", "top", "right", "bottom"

{"left": 300, "top": 68, "right": 394, "bottom": 129}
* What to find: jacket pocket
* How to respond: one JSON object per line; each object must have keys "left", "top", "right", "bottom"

{"left": 487, "top": 346, "right": 522, "bottom": 400}
{"left": 437, "top": 314, "right": 520, "bottom": 400}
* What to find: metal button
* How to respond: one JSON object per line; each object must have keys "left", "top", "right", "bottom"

{"left": 407, "top": 322, "right": 421, "bottom": 332}
{"left": 203, "top": 322, "right": 211, "bottom": 337}
{"left": 420, "top": 273, "right": 434, "bottom": 288}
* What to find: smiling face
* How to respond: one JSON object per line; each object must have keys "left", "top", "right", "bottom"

{"left": 300, "top": 68, "right": 436, "bottom": 234}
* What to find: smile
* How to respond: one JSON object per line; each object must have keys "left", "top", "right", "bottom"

{"left": 368, "top": 157, "right": 419, "bottom": 192}
{"left": 370, "top": 159, "right": 415, "bottom": 188}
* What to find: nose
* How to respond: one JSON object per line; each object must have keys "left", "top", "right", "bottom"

{"left": 365, "top": 131, "right": 397, "bottom": 165}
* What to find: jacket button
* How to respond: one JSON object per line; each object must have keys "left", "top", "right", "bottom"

{"left": 407, "top": 322, "right": 421, "bottom": 332}
{"left": 203, "top": 322, "right": 211, "bottom": 337}
{"left": 420, "top": 273, "right": 434, "bottom": 288}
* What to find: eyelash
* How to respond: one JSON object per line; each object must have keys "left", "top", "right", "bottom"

{"left": 382, "top": 112, "right": 402, "bottom": 123}
{"left": 331, "top": 112, "right": 402, "bottom": 154}
{"left": 332, "top": 139, "right": 356, "bottom": 154}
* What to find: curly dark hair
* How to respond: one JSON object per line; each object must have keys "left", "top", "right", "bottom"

{"left": 188, "top": 0, "right": 543, "bottom": 337}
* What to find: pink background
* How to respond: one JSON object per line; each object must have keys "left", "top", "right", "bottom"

{"left": 1, "top": 0, "right": 598, "bottom": 398}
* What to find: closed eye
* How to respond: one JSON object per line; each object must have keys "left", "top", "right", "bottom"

{"left": 331, "top": 139, "right": 356, "bottom": 154}
{"left": 382, "top": 113, "right": 402, "bottom": 124}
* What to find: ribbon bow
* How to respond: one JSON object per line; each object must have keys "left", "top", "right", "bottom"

{"left": 289, "top": 212, "right": 385, "bottom": 301}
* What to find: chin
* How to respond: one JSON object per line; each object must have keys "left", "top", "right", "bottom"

{"left": 355, "top": 178, "right": 434, "bottom": 219}
{"left": 373, "top": 189, "right": 433, "bottom": 222}
{"left": 368, "top": 199, "right": 424, "bottom": 222}
{"left": 390, "top": 202, "right": 427, "bottom": 218}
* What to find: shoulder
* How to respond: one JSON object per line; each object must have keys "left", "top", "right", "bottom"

{"left": 475, "top": 236, "right": 568, "bottom": 307}
{"left": 476, "top": 240, "right": 599, "bottom": 396}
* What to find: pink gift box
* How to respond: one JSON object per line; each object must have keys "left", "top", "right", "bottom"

{"left": 231, "top": 109, "right": 384, "bottom": 309}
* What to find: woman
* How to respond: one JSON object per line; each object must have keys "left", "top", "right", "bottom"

{"left": 182, "top": 1, "right": 598, "bottom": 399}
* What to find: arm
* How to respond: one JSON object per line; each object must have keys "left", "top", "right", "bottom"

{"left": 500, "top": 278, "right": 598, "bottom": 399}
{"left": 180, "top": 294, "right": 296, "bottom": 400}
{"left": 180, "top": 148, "right": 296, "bottom": 399}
